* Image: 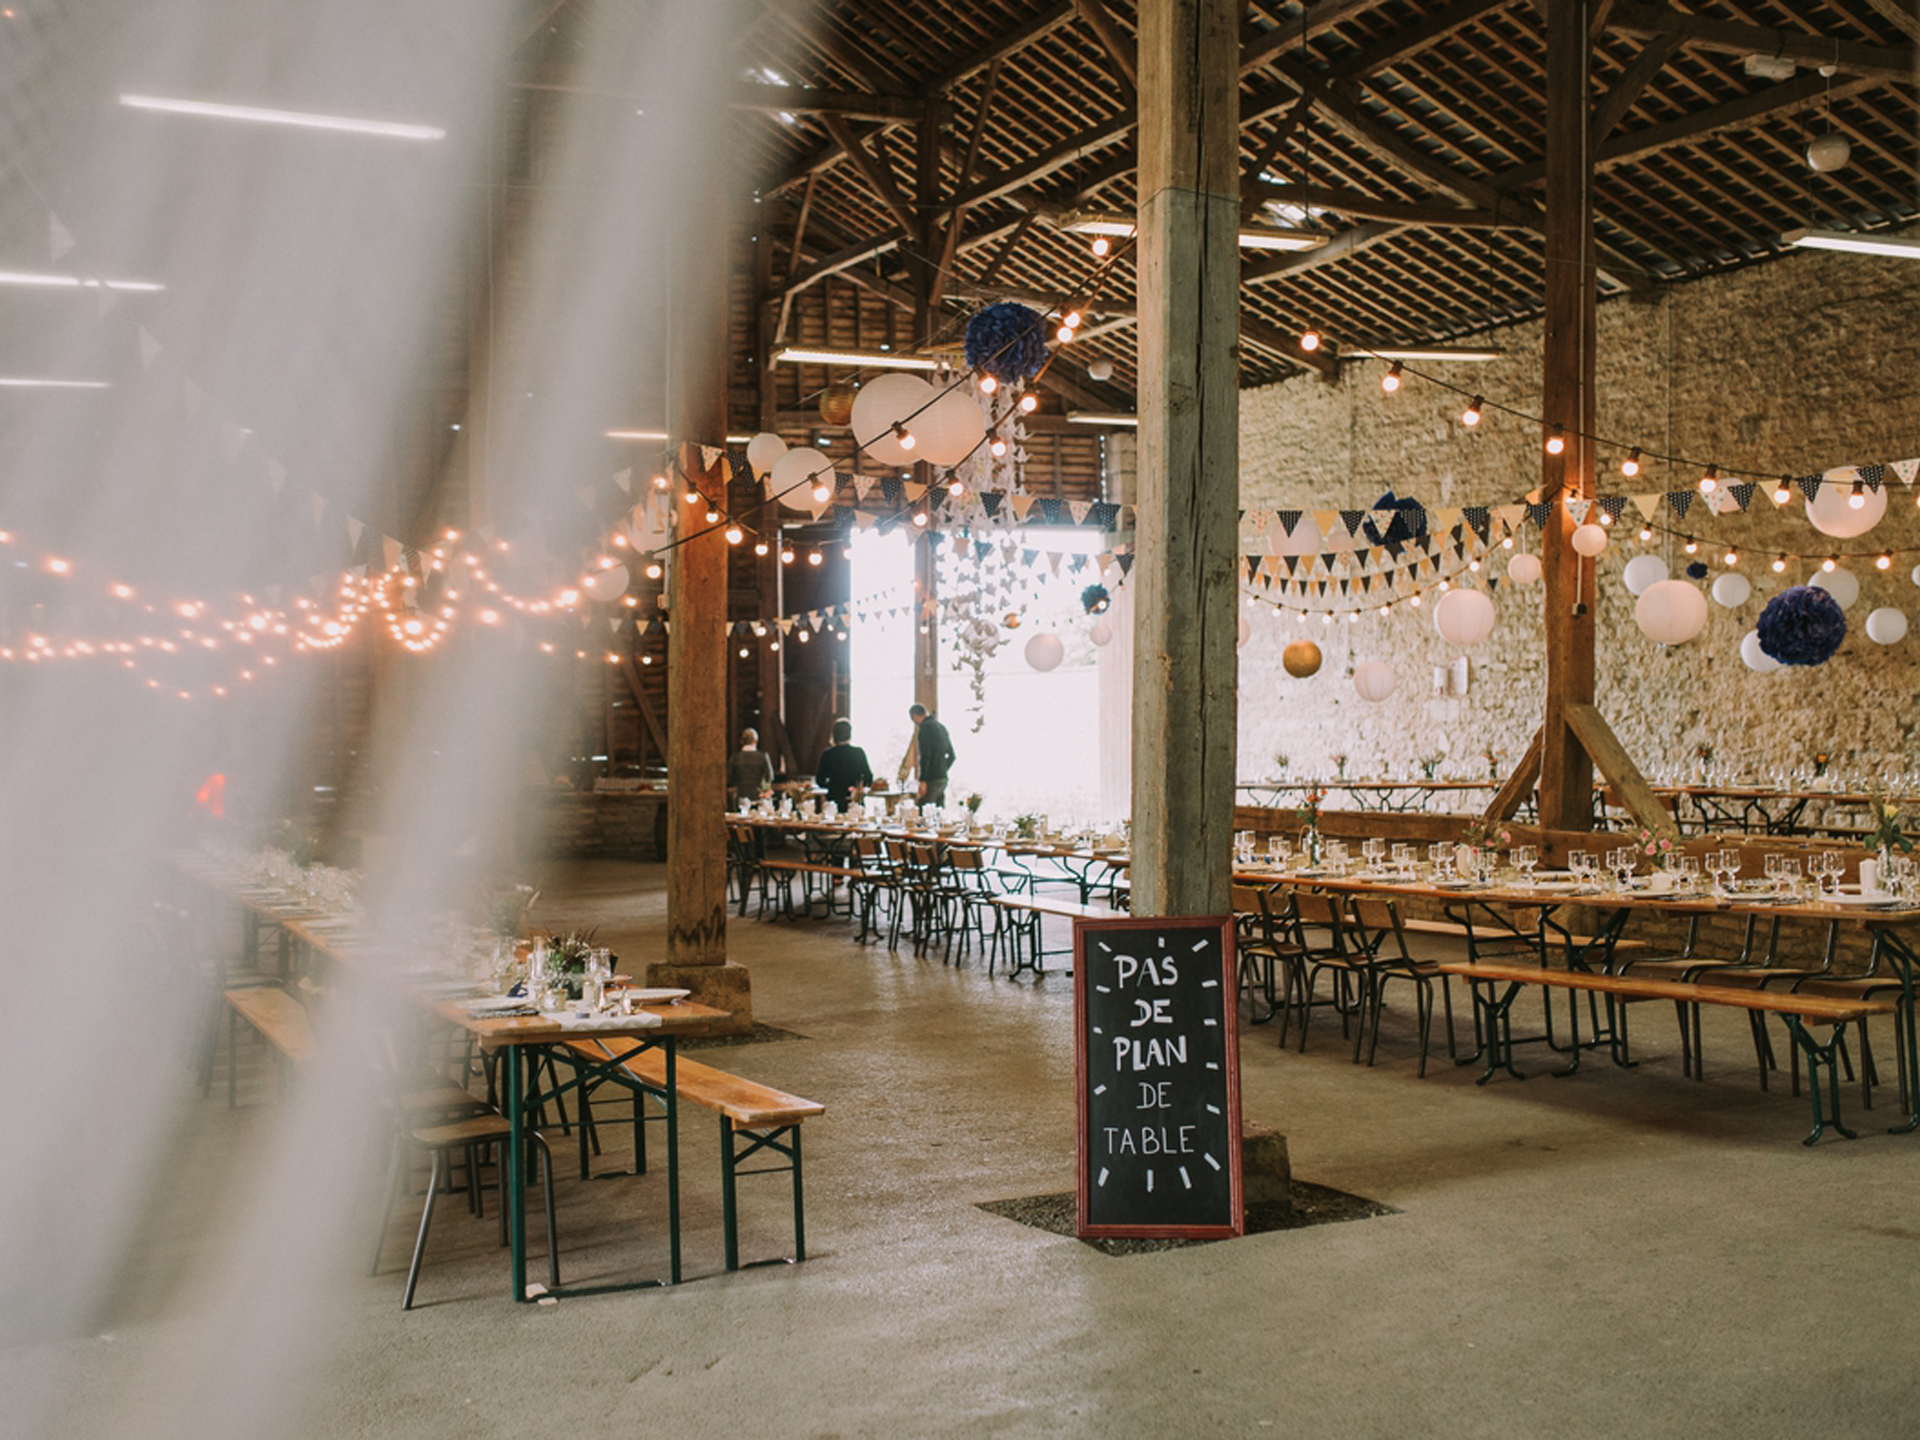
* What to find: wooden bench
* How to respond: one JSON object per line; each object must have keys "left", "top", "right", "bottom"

{"left": 1436, "top": 960, "right": 1896, "bottom": 1144}
{"left": 758, "top": 858, "right": 864, "bottom": 920}
{"left": 563, "top": 1039, "right": 823, "bottom": 1270}
{"left": 224, "top": 987, "right": 316, "bottom": 1107}
{"left": 991, "top": 894, "right": 1123, "bottom": 977}
{"left": 1401, "top": 915, "right": 1649, "bottom": 963}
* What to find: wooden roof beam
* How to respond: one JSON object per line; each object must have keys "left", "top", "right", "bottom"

{"left": 1240, "top": 220, "right": 1404, "bottom": 284}
{"left": 1240, "top": 0, "right": 1403, "bottom": 74}
{"left": 1589, "top": 32, "right": 1684, "bottom": 145}
{"left": 1248, "top": 180, "right": 1527, "bottom": 227}
{"left": 821, "top": 113, "right": 920, "bottom": 240}
{"left": 1338, "top": 0, "right": 1513, "bottom": 77}
{"left": 926, "top": 4, "right": 1078, "bottom": 92}
{"left": 1604, "top": 2, "right": 1919, "bottom": 84}
{"left": 1069, "top": 0, "right": 1139, "bottom": 97}
{"left": 1240, "top": 312, "right": 1341, "bottom": 379}
{"left": 1862, "top": 0, "right": 1920, "bottom": 45}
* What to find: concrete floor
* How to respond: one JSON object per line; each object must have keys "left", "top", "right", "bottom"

{"left": 15, "top": 857, "right": 1920, "bottom": 1439}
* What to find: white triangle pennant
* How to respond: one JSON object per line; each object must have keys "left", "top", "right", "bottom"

{"left": 700, "top": 445, "right": 722, "bottom": 470}
{"left": 1565, "top": 496, "right": 1591, "bottom": 524}
{"left": 1895, "top": 458, "right": 1918, "bottom": 486}
{"left": 613, "top": 468, "right": 632, "bottom": 494}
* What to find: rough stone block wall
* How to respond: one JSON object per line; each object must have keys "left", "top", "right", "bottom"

{"left": 1237, "top": 246, "right": 1920, "bottom": 792}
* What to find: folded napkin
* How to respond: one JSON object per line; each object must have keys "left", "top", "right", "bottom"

{"left": 555, "top": 1010, "right": 662, "bottom": 1029}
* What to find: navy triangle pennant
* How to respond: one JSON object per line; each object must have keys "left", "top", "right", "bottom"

{"left": 1796, "top": 474, "right": 1823, "bottom": 503}
{"left": 1087, "top": 501, "right": 1118, "bottom": 529}
{"left": 1338, "top": 509, "right": 1366, "bottom": 536}
{"left": 1859, "top": 463, "right": 1886, "bottom": 491}
{"left": 1036, "top": 497, "right": 1064, "bottom": 525}
{"left": 980, "top": 492, "right": 1003, "bottom": 518}
{"left": 880, "top": 476, "right": 904, "bottom": 504}
{"left": 1116, "top": 553, "right": 1134, "bottom": 577}
{"left": 1463, "top": 506, "right": 1491, "bottom": 544}
{"left": 1728, "top": 482, "right": 1756, "bottom": 512}
{"left": 1284, "top": 555, "right": 1300, "bottom": 575}
{"left": 1665, "top": 490, "right": 1694, "bottom": 519}
{"left": 1526, "top": 501, "right": 1552, "bottom": 528}
{"left": 1277, "top": 509, "right": 1303, "bottom": 534}
{"left": 1597, "top": 494, "right": 1629, "bottom": 521}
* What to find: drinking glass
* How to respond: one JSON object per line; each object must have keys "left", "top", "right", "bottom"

{"left": 1361, "top": 838, "right": 1386, "bottom": 871}
{"left": 1267, "top": 834, "right": 1287, "bottom": 861}
{"left": 1568, "top": 850, "right": 1592, "bottom": 885}
{"left": 1513, "top": 845, "right": 1537, "bottom": 886}
{"left": 1611, "top": 847, "right": 1636, "bottom": 890}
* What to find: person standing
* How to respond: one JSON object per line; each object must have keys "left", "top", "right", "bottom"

{"left": 905, "top": 703, "right": 955, "bottom": 808}
{"left": 815, "top": 718, "right": 874, "bottom": 812}
{"left": 728, "top": 728, "right": 775, "bottom": 806}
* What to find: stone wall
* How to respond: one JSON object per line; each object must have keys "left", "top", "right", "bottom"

{"left": 1237, "top": 244, "right": 1920, "bottom": 794}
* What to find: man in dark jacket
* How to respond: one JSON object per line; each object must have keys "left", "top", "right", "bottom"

{"left": 907, "top": 703, "right": 955, "bottom": 808}
{"left": 815, "top": 718, "right": 873, "bottom": 812}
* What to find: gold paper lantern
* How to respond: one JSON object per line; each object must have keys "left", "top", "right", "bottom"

{"left": 819, "top": 383, "right": 856, "bottom": 426}
{"left": 1282, "top": 639, "right": 1323, "bottom": 678}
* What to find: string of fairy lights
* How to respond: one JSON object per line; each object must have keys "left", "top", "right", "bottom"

{"left": 7, "top": 216, "right": 1916, "bottom": 691}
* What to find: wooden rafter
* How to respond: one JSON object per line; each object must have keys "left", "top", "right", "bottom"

{"left": 1340, "top": 0, "right": 1513, "bottom": 77}
{"left": 1605, "top": 2, "right": 1919, "bottom": 84}
{"left": 1590, "top": 32, "right": 1685, "bottom": 145}
{"left": 821, "top": 113, "right": 919, "bottom": 240}
{"left": 1069, "top": 0, "right": 1139, "bottom": 95}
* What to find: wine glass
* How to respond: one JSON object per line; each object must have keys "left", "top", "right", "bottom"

{"left": 1611, "top": 847, "right": 1637, "bottom": 891}
{"left": 1361, "top": 838, "right": 1386, "bottom": 871}
{"left": 1513, "top": 844, "right": 1538, "bottom": 886}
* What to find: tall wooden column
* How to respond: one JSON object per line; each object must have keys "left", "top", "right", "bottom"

{"left": 1538, "top": 0, "right": 1599, "bottom": 835}
{"left": 1131, "top": 0, "right": 1239, "bottom": 916}
{"left": 655, "top": 223, "right": 752, "bottom": 1030}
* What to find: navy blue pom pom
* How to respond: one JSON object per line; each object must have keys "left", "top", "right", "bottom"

{"left": 1080, "top": 583, "right": 1111, "bottom": 615}
{"left": 1756, "top": 585, "right": 1847, "bottom": 666}
{"left": 1362, "top": 491, "right": 1429, "bottom": 546}
{"left": 1685, "top": 560, "right": 1710, "bottom": 580}
{"left": 965, "top": 303, "right": 1049, "bottom": 385}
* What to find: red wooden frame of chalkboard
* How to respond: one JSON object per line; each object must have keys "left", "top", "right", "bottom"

{"left": 1073, "top": 914, "right": 1243, "bottom": 1240}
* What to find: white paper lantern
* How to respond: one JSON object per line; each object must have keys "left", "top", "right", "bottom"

{"left": 1806, "top": 471, "right": 1886, "bottom": 538}
{"left": 1622, "top": 554, "right": 1668, "bottom": 596}
{"left": 1433, "top": 588, "right": 1496, "bottom": 647}
{"left": 1806, "top": 132, "right": 1852, "bottom": 172}
{"left": 745, "top": 431, "right": 787, "bottom": 478}
{"left": 1866, "top": 607, "right": 1909, "bottom": 645}
{"left": 1236, "top": 610, "right": 1251, "bottom": 649}
{"left": 1505, "top": 552, "right": 1542, "bottom": 585}
{"left": 1634, "top": 579, "right": 1708, "bottom": 645}
{"left": 1024, "top": 632, "right": 1065, "bottom": 672}
{"left": 914, "top": 384, "right": 988, "bottom": 466}
{"left": 1710, "top": 572, "right": 1752, "bottom": 608}
{"left": 1089, "top": 622, "right": 1113, "bottom": 647}
{"left": 769, "top": 447, "right": 833, "bottom": 511}
{"left": 1571, "top": 522, "right": 1609, "bottom": 557}
{"left": 1740, "top": 630, "right": 1781, "bottom": 673}
{"left": 582, "top": 563, "right": 630, "bottom": 602}
{"left": 1811, "top": 567, "right": 1859, "bottom": 609}
{"left": 1353, "top": 660, "right": 1398, "bottom": 702}
{"left": 1910, "top": 563, "right": 1920, "bottom": 588}
{"left": 851, "top": 373, "right": 938, "bottom": 466}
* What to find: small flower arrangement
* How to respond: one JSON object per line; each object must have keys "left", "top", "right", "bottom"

{"left": 1634, "top": 825, "right": 1678, "bottom": 862}
{"left": 1483, "top": 746, "right": 1501, "bottom": 780}
{"left": 1011, "top": 812, "right": 1041, "bottom": 840}
{"left": 1812, "top": 750, "right": 1831, "bottom": 778}
{"left": 1866, "top": 790, "right": 1912, "bottom": 856}
{"left": 1331, "top": 753, "right": 1349, "bottom": 781}
{"left": 963, "top": 792, "right": 984, "bottom": 815}
{"left": 1296, "top": 786, "right": 1326, "bottom": 829}
{"left": 542, "top": 928, "right": 606, "bottom": 998}
{"left": 1461, "top": 817, "right": 1512, "bottom": 851}
{"left": 1272, "top": 752, "right": 1290, "bottom": 774}
{"left": 1419, "top": 752, "right": 1443, "bottom": 781}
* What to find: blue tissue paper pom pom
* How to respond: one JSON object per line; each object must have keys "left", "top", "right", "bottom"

{"left": 1685, "top": 560, "right": 1710, "bottom": 580}
{"left": 1756, "top": 585, "right": 1846, "bottom": 666}
{"left": 1362, "top": 491, "right": 1429, "bottom": 546}
{"left": 965, "top": 303, "right": 1050, "bottom": 385}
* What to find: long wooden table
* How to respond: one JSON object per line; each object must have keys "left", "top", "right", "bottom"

{"left": 1234, "top": 864, "right": 1920, "bottom": 1141}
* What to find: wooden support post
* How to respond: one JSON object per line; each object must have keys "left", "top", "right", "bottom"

{"left": 1131, "top": 0, "right": 1240, "bottom": 917}
{"left": 1565, "top": 704, "right": 1675, "bottom": 838}
{"left": 1538, "top": 0, "right": 1599, "bottom": 835}
{"left": 657, "top": 210, "right": 752, "bottom": 1030}
{"left": 1482, "top": 724, "right": 1543, "bottom": 825}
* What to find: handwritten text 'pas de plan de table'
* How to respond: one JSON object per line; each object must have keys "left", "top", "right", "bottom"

{"left": 1097, "top": 945, "right": 1220, "bottom": 1160}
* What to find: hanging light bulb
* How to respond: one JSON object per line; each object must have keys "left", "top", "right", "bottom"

{"left": 704, "top": 507, "right": 721, "bottom": 524}
{"left": 1822, "top": 555, "right": 1838, "bottom": 572}
{"left": 1699, "top": 464, "right": 1718, "bottom": 495}
{"left": 1724, "top": 548, "right": 1739, "bottom": 567}
{"left": 1877, "top": 552, "right": 1893, "bottom": 570}
{"left": 811, "top": 479, "right": 832, "bottom": 503}
{"left": 1683, "top": 537, "right": 1699, "bottom": 555}
{"left": 1621, "top": 447, "right": 1641, "bottom": 477}
{"left": 1771, "top": 555, "right": 1787, "bottom": 573}
{"left": 989, "top": 438, "right": 1007, "bottom": 457}
{"left": 724, "top": 525, "right": 744, "bottom": 545}
{"left": 1639, "top": 526, "right": 1654, "bottom": 542}
{"left": 978, "top": 374, "right": 997, "bottom": 394}
{"left": 1381, "top": 362, "right": 1402, "bottom": 393}
{"left": 893, "top": 422, "right": 916, "bottom": 452}
{"left": 1461, "top": 396, "right": 1483, "bottom": 427}
{"left": 807, "top": 549, "right": 823, "bottom": 566}
{"left": 911, "top": 511, "right": 928, "bottom": 528}
{"left": 1774, "top": 478, "right": 1793, "bottom": 505}
{"left": 1017, "top": 392, "right": 1038, "bottom": 414}
{"left": 1090, "top": 236, "right": 1111, "bottom": 258}
{"left": 1599, "top": 511, "right": 1614, "bottom": 526}
{"left": 1056, "top": 324, "right": 1074, "bottom": 343}
{"left": 1545, "top": 425, "right": 1566, "bottom": 455}
{"left": 947, "top": 478, "right": 964, "bottom": 497}
{"left": 753, "top": 540, "right": 769, "bottom": 557}
{"left": 780, "top": 545, "right": 795, "bottom": 564}
{"left": 1849, "top": 478, "right": 1866, "bottom": 510}
{"left": 684, "top": 489, "right": 700, "bottom": 506}
{"left": 1299, "top": 328, "right": 1322, "bottom": 353}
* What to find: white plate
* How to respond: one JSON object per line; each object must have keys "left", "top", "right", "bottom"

{"left": 465, "top": 995, "right": 533, "bottom": 1013}
{"left": 618, "top": 987, "right": 691, "bottom": 1005}
{"left": 1526, "top": 879, "right": 1586, "bottom": 892}
{"left": 1822, "top": 891, "right": 1901, "bottom": 907}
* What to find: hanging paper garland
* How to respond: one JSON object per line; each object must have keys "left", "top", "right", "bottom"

{"left": 1755, "top": 585, "right": 1846, "bottom": 666}
{"left": 964, "top": 303, "right": 1049, "bottom": 385}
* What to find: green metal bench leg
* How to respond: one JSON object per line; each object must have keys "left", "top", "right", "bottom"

{"left": 721, "top": 1115, "right": 740, "bottom": 1273}
{"left": 791, "top": 1126, "right": 806, "bottom": 1262}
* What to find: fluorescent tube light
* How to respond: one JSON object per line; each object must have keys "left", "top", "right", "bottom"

{"left": 1782, "top": 227, "right": 1920, "bottom": 260}
{"left": 605, "top": 430, "right": 755, "bottom": 443}
{"left": 1362, "top": 346, "right": 1507, "bottom": 363}
{"left": 773, "top": 347, "right": 937, "bottom": 371}
{"left": 1066, "top": 411, "right": 1138, "bottom": 427}
{"left": 0, "top": 269, "right": 163, "bottom": 292}
{"left": 1061, "top": 211, "right": 1328, "bottom": 251}
{"left": 119, "top": 94, "right": 445, "bottom": 141}
{"left": 1235, "top": 225, "right": 1331, "bottom": 252}
{"left": 1057, "top": 211, "right": 1136, "bottom": 239}
{"left": 0, "top": 378, "right": 111, "bottom": 388}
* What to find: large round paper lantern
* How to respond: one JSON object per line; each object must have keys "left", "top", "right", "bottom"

{"left": 1353, "top": 660, "right": 1397, "bottom": 702}
{"left": 1282, "top": 640, "right": 1323, "bottom": 678}
{"left": 1236, "top": 610, "right": 1251, "bottom": 649}
{"left": 745, "top": 431, "right": 787, "bottom": 479}
{"left": 1506, "top": 552, "right": 1542, "bottom": 585}
{"left": 914, "top": 384, "right": 988, "bottom": 466}
{"left": 1634, "top": 579, "right": 1709, "bottom": 645}
{"left": 1866, "top": 607, "right": 1909, "bottom": 645}
{"left": 769, "top": 447, "right": 833, "bottom": 510}
{"left": 582, "top": 563, "right": 629, "bottom": 603}
{"left": 1089, "top": 622, "right": 1113, "bottom": 647}
{"left": 1433, "top": 588, "right": 1496, "bottom": 647}
{"left": 1806, "top": 472, "right": 1886, "bottom": 538}
{"left": 1024, "top": 632, "right": 1065, "bottom": 672}
{"left": 1756, "top": 585, "right": 1847, "bottom": 666}
{"left": 1910, "top": 563, "right": 1920, "bottom": 588}
{"left": 1571, "top": 523, "right": 1609, "bottom": 557}
{"left": 819, "top": 383, "right": 856, "bottom": 426}
{"left": 1710, "top": 572, "right": 1752, "bottom": 608}
{"left": 1811, "top": 567, "right": 1859, "bottom": 609}
{"left": 1622, "top": 554, "right": 1668, "bottom": 596}
{"left": 851, "top": 373, "right": 938, "bottom": 466}
{"left": 1740, "top": 630, "right": 1782, "bottom": 673}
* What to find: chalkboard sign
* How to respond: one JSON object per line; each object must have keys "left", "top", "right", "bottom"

{"left": 1074, "top": 915, "right": 1242, "bottom": 1239}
